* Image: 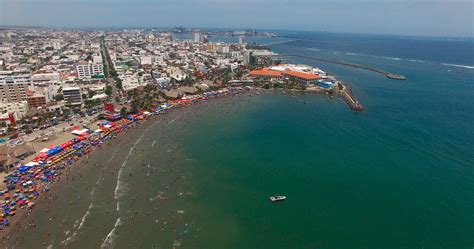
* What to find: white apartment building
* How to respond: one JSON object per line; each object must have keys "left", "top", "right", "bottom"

{"left": 76, "top": 63, "right": 104, "bottom": 79}
{"left": 0, "top": 101, "right": 28, "bottom": 119}
{"left": 217, "top": 44, "right": 230, "bottom": 54}
{"left": 140, "top": 56, "right": 153, "bottom": 65}
{"left": 239, "top": 35, "right": 246, "bottom": 45}
{"left": 194, "top": 33, "right": 204, "bottom": 43}
{"left": 0, "top": 71, "right": 31, "bottom": 103}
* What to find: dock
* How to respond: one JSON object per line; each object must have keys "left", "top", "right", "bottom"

{"left": 339, "top": 85, "right": 364, "bottom": 112}
{"left": 284, "top": 54, "right": 406, "bottom": 80}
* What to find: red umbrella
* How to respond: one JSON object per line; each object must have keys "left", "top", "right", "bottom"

{"left": 38, "top": 153, "right": 48, "bottom": 158}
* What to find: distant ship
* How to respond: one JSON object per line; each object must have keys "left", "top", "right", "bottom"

{"left": 270, "top": 196, "right": 286, "bottom": 202}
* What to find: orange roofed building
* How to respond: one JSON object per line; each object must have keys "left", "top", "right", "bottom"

{"left": 250, "top": 67, "right": 319, "bottom": 83}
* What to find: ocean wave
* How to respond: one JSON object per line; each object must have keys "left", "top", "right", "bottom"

{"left": 101, "top": 217, "right": 123, "bottom": 249}
{"left": 408, "top": 59, "right": 425, "bottom": 63}
{"left": 62, "top": 203, "right": 94, "bottom": 245}
{"left": 78, "top": 203, "right": 94, "bottom": 230}
{"left": 114, "top": 128, "right": 147, "bottom": 200}
{"left": 307, "top": 48, "right": 320, "bottom": 51}
{"left": 441, "top": 63, "right": 474, "bottom": 69}
{"left": 381, "top": 56, "right": 402, "bottom": 61}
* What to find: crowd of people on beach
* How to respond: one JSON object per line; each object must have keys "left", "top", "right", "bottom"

{"left": 0, "top": 87, "right": 248, "bottom": 231}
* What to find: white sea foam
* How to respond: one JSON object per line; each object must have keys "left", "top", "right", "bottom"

{"left": 90, "top": 132, "right": 122, "bottom": 197}
{"left": 307, "top": 48, "right": 320, "bottom": 51}
{"left": 78, "top": 203, "right": 93, "bottom": 230}
{"left": 381, "top": 56, "right": 401, "bottom": 61}
{"left": 441, "top": 63, "right": 474, "bottom": 69}
{"left": 62, "top": 203, "right": 94, "bottom": 245}
{"left": 408, "top": 59, "right": 425, "bottom": 63}
{"left": 114, "top": 127, "right": 147, "bottom": 200}
{"left": 105, "top": 120, "right": 160, "bottom": 248}
{"left": 101, "top": 217, "right": 123, "bottom": 249}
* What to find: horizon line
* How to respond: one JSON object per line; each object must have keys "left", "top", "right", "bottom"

{"left": 1, "top": 25, "right": 473, "bottom": 40}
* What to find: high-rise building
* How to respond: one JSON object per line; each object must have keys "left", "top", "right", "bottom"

{"left": 239, "top": 35, "right": 246, "bottom": 45}
{"left": 0, "top": 71, "right": 30, "bottom": 103}
{"left": 217, "top": 43, "right": 230, "bottom": 54}
{"left": 244, "top": 51, "right": 253, "bottom": 66}
{"left": 76, "top": 63, "right": 104, "bottom": 79}
{"left": 62, "top": 87, "right": 82, "bottom": 108}
{"left": 194, "top": 32, "right": 204, "bottom": 43}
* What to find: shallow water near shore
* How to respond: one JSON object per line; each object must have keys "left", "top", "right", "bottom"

{"left": 3, "top": 32, "right": 474, "bottom": 248}
{"left": 5, "top": 89, "right": 474, "bottom": 248}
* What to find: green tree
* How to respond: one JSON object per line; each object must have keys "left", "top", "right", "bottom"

{"left": 84, "top": 99, "right": 96, "bottom": 109}
{"left": 120, "top": 107, "right": 127, "bottom": 116}
{"left": 53, "top": 94, "right": 64, "bottom": 101}
{"left": 62, "top": 108, "right": 71, "bottom": 116}
{"left": 88, "top": 90, "right": 97, "bottom": 99}
{"left": 105, "top": 86, "right": 113, "bottom": 96}
{"left": 114, "top": 77, "right": 123, "bottom": 89}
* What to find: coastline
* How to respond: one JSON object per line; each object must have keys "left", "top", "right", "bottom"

{"left": 0, "top": 89, "right": 258, "bottom": 247}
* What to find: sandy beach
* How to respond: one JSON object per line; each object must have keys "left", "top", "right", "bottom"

{"left": 0, "top": 91, "right": 258, "bottom": 248}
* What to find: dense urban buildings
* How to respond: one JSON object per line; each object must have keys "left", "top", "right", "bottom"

{"left": 0, "top": 27, "right": 334, "bottom": 129}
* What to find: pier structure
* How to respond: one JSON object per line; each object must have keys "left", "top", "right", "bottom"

{"left": 339, "top": 85, "right": 364, "bottom": 111}
{"left": 261, "top": 40, "right": 298, "bottom": 46}
{"left": 284, "top": 54, "right": 406, "bottom": 80}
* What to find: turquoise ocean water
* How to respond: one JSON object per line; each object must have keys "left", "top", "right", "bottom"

{"left": 177, "top": 32, "right": 474, "bottom": 248}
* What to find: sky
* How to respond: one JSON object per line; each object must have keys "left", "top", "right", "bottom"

{"left": 0, "top": 0, "right": 473, "bottom": 37}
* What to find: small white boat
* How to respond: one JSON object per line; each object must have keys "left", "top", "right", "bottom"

{"left": 269, "top": 196, "right": 286, "bottom": 202}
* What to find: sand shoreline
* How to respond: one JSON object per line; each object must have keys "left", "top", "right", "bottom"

{"left": 0, "top": 90, "right": 257, "bottom": 247}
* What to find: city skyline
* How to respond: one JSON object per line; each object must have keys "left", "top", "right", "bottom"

{"left": 0, "top": 0, "right": 473, "bottom": 37}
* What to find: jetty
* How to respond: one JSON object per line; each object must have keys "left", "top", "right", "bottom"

{"left": 284, "top": 54, "right": 406, "bottom": 80}
{"left": 339, "top": 85, "right": 364, "bottom": 112}
{"left": 261, "top": 40, "right": 298, "bottom": 46}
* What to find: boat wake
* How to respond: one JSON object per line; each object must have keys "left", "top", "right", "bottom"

{"left": 441, "top": 63, "right": 474, "bottom": 69}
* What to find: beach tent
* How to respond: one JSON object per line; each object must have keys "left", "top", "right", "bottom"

{"left": 60, "top": 142, "right": 70, "bottom": 149}
{"left": 47, "top": 146, "right": 63, "bottom": 155}
{"left": 100, "top": 121, "right": 112, "bottom": 127}
{"left": 72, "top": 129, "right": 89, "bottom": 136}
